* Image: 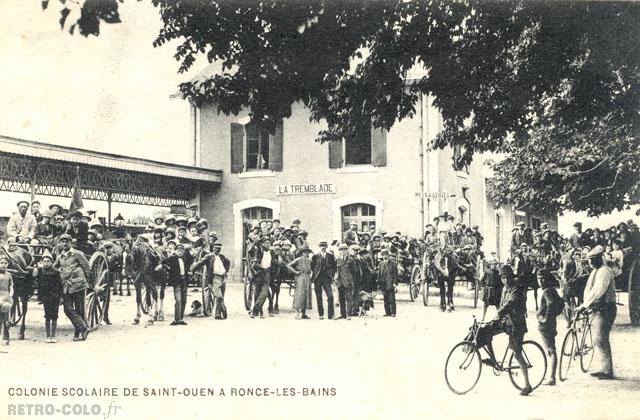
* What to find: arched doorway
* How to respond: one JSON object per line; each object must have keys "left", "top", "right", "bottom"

{"left": 341, "top": 203, "right": 376, "bottom": 236}
{"left": 233, "top": 198, "right": 280, "bottom": 275}
{"left": 331, "top": 195, "right": 383, "bottom": 241}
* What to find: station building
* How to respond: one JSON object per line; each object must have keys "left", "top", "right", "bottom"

{"left": 188, "top": 78, "right": 557, "bottom": 277}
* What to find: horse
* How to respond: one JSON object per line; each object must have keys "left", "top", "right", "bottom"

{"left": 434, "top": 248, "right": 457, "bottom": 312}
{"left": 131, "top": 238, "right": 166, "bottom": 324}
{"left": 1, "top": 245, "right": 35, "bottom": 340}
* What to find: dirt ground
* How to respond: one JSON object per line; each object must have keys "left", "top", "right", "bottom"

{"left": 1, "top": 283, "right": 639, "bottom": 420}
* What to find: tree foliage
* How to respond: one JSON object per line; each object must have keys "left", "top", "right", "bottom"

{"left": 46, "top": 0, "right": 640, "bottom": 216}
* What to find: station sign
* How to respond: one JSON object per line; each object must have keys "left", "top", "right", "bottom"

{"left": 276, "top": 183, "right": 336, "bottom": 196}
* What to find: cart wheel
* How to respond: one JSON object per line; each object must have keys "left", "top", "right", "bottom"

{"left": 9, "top": 297, "right": 22, "bottom": 327}
{"left": 423, "top": 278, "right": 430, "bottom": 306}
{"left": 243, "top": 260, "right": 253, "bottom": 311}
{"left": 86, "top": 252, "right": 110, "bottom": 329}
{"left": 410, "top": 266, "right": 421, "bottom": 302}
{"left": 139, "top": 281, "right": 150, "bottom": 315}
{"left": 629, "top": 260, "right": 640, "bottom": 326}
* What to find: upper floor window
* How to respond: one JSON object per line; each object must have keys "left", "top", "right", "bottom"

{"left": 231, "top": 119, "right": 283, "bottom": 174}
{"left": 245, "top": 122, "right": 270, "bottom": 170}
{"left": 453, "top": 144, "right": 470, "bottom": 175}
{"left": 345, "top": 124, "right": 372, "bottom": 165}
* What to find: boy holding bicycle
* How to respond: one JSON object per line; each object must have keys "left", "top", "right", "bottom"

{"left": 537, "top": 268, "right": 564, "bottom": 385}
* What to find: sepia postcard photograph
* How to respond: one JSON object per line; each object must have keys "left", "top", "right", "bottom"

{"left": 0, "top": 0, "right": 639, "bottom": 419}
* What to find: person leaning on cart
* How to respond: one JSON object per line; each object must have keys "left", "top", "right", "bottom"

{"left": 577, "top": 245, "right": 617, "bottom": 380}
{"left": 53, "top": 233, "right": 91, "bottom": 341}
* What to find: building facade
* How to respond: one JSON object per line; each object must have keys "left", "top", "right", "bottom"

{"left": 191, "top": 94, "right": 557, "bottom": 278}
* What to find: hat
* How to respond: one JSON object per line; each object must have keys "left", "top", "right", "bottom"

{"left": 520, "top": 243, "right": 529, "bottom": 249}
{"left": 89, "top": 220, "right": 102, "bottom": 229}
{"left": 472, "top": 225, "right": 479, "bottom": 230}
{"left": 296, "top": 245, "right": 311, "bottom": 255}
{"left": 516, "top": 221, "right": 525, "bottom": 227}
{"left": 350, "top": 244, "right": 360, "bottom": 251}
{"left": 153, "top": 215, "right": 165, "bottom": 223}
{"left": 137, "top": 234, "right": 150, "bottom": 242}
{"left": 88, "top": 229, "right": 99, "bottom": 237}
{"left": 102, "top": 241, "right": 114, "bottom": 248}
{"left": 573, "top": 222, "right": 582, "bottom": 228}
{"left": 499, "top": 265, "right": 513, "bottom": 276}
{"left": 187, "top": 204, "right": 198, "bottom": 210}
{"left": 372, "top": 234, "right": 381, "bottom": 240}
{"left": 153, "top": 227, "right": 165, "bottom": 234}
{"left": 292, "top": 218, "right": 301, "bottom": 225}
{"left": 196, "top": 218, "right": 208, "bottom": 227}
{"left": 319, "top": 241, "right": 328, "bottom": 247}
{"left": 175, "top": 216, "right": 187, "bottom": 224}
{"left": 177, "top": 226, "right": 187, "bottom": 232}
{"left": 587, "top": 245, "right": 604, "bottom": 258}
{"left": 173, "top": 242, "right": 183, "bottom": 249}
{"left": 58, "top": 233, "right": 72, "bottom": 241}
{"left": 41, "top": 249, "right": 53, "bottom": 261}
{"left": 212, "top": 242, "right": 222, "bottom": 247}
{"left": 338, "top": 243, "right": 348, "bottom": 250}
{"left": 208, "top": 231, "right": 218, "bottom": 238}
{"left": 299, "top": 230, "right": 308, "bottom": 237}
{"left": 540, "top": 223, "right": 549, "bottom": 229}
{"left": 187, "top": 218, "right": 198, "bottom": 227}
{"left": 350, "top": 222, "right": 358, "bottom": 227}
{"left": 69, "top": 209, "right": 83, "bottom": 218}
{"left": 164, "top": 215, "right": 176, "bottom": 223}
{"left": 16, "top": 200, "right": 29, "bottom": 207}
{"left": 114, "top": 213, "right": 125, "bottom": 222}
{"left": 41, "top": 209, "right": 52, "bottom": 218}
{"left": 49, "top": 204, "right": 62, "bottom": 211}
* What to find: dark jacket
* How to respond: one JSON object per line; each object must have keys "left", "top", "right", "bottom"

{"left": 53, "top": 248, "right": 91, "bottom": 294}
{"left": 344, "top": 229, "right": 359, "bottom": 246}
{"left": 34, "top": 267, "right": 63, "bottom": 302}
{"left": 359, "top": 257, "right": 376, "bottom": 292}
{"left": 311, "top": 252, "right": 336, "bottom": 282}
{"left": 250, "top": 247, "right": 277, "bottom": 276}
{"left": 377, "top": 259, "right": 398, "bottom": 291}
{"left": 191, "top": 252, "right": 230, "bottom": 285}
{"left": 335, "top": 254, "right": 357, "bottom": 288}
{"left": 164, "top": 254, "right": 194, "bottom": 287}
{"left": 497, "top": 285, "right": 528, "bottom": 336}
{"left": 67, "top": 220, "right": 89, "bottom": 244}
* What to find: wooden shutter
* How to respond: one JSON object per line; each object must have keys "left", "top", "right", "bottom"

{"left": 269, "top": 121, "right": 283, "bottom": 172}
{"left": 328, "top": 139, "right": 343, "bottom": 168}
{"left": 371, "top": 127, "right": 387, "bottom": 167}
{"left": 230, "top": 123, "right": 244, "bottom": 173}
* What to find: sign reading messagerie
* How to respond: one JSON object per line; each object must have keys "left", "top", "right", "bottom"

{"left": 276, "top": 183, "right": 337, "bottom": 196}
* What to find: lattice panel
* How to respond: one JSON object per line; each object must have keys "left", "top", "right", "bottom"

{"left": 0, "top": 154, "right": 196, "bottom": 207}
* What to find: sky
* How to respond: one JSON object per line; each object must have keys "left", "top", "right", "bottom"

{"left": 0, "top": 0, "right": 637, "bottom": 229}
{"left": 0, "top": 0, "right": 199, "bottom": 218}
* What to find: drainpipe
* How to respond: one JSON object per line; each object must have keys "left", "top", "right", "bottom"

{"left": 420, "top": 93, "right": 426, "bottom": 235}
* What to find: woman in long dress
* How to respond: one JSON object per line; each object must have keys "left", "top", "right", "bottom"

{"left": 288, "top": 246, "right": 313, "bottom": 320}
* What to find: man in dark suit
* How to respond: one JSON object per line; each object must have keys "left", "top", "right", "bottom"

{"left": 334, "top": 243, "right": 357, "bottom": 320}
{"left": 163, "top": 244, "right": 192, "bottom": 325}
{"left": 311, "top": 241, "right": 336, "bottom": 319}
{"left": 377, "top": 249, "right": 399, "bottom": 316}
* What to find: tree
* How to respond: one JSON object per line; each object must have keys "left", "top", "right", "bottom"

{"left": 43, "top": 0, "right": 640, "bottom": 216}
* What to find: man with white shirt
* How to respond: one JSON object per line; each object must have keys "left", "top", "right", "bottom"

{"left": 577, "top": 246, "right": 617, "bottom": 380}
{"left": 191, "top": 242, "right": 230, "bottom": 320}
{"left": 7, "top": 201, "right": 37, "bottom": 243}
{"left": 249, "top": 238, "right": 275, "bottom": 318}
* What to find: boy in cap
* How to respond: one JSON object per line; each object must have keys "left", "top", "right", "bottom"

{"left": 32, "top": 251, "right": 63, "bottom": 343}
{"left": 536, "top": 268, "right": 565, "bottom": 386}
{"left": 377, "top": 249, "right": 398, "bottom": 317}
{"left": 31, "top": 200, "right": 42, "bottom": 223}
{"left": 35, "top": 210, "right": 55, "bottom": 244}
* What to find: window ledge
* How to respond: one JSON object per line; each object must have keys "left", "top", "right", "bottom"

{"left": 337, "top": 165, "right": 379, "bottom": 174}
{"left": 238, "top": 170, "right": 276, "bottom": 179}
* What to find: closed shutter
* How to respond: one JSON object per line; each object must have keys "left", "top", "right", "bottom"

{"left": 269, "top": 121, "right": 283, "bottom": 172}
{"left": 371, "top": 127, "right": 387, "bottom": 167}
{"left": 328, "top": 139, "right": 343, "bottom": 168}
{"left": 230, "top": 123, "right": 244, "bottom": 173}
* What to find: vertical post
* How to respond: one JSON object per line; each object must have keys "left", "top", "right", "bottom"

{"left": 107, "top": 191, "right": 112, "bottom": 229}
{"left": 29, "top": 160, "right": 40, "bottom": 203}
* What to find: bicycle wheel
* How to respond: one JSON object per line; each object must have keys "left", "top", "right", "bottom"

{"left": 444, "top": 341, "right": 482, "bottom": 395}
{"left": 580, "top": 325, "right": 595, "bottom": 373}
{"left": 410, "top": 266, "right": 421, "bottom": 302}
{"left": 422, "top": 280, "right": 429, "bottom": 306}
{"left": 509, "top": 340, "right": 547, "bottom": 391}
{"left": 559, "top": 330, "right": 578, "bottom": 381}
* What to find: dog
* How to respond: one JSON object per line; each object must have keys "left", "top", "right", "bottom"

{"left": 187, "top": 300, "right": 203, "bottom": 317}
{"left": 358, "top": 291, "right": 376, "bottom": 317}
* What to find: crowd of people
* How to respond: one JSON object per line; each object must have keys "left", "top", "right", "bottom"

{"left": 0, "top": 199, "right": 635, "bottom": 398}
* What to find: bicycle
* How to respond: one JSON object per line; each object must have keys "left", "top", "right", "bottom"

{"left": 444, "top": 316, "right": 547, "bottom": 395}
{"left": 559, "top": 307, "right": 595, "bottom": 381}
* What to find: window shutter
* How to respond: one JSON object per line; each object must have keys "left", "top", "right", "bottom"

{"left": 328, "top": 139, "right": 343, "bottom": 169}
{"left": 230, "top": 123, "right": 244, "bottom": 173}
{"left": 371, "top": 127, "right": 387, "bottom": 167}
{"left": 269, "top": 121, "right": 283, "bottom": 172}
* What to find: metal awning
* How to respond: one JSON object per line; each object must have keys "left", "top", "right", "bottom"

{"left": 0, "top": 135, "right": 221, "bottom": 183}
